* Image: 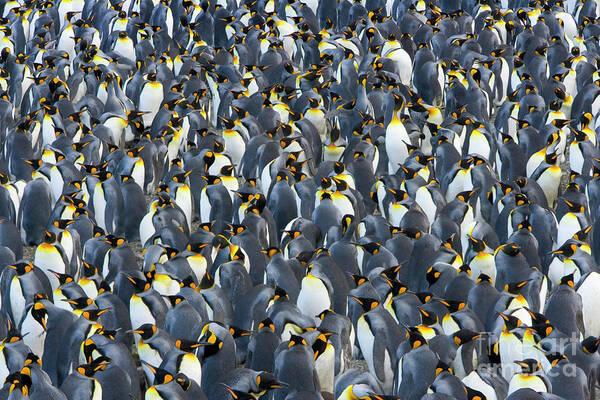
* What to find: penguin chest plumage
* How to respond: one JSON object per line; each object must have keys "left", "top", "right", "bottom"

{"left": 139, "top": 82, "right": 164, "bottom": 127}
{"left": 175, "top": 185, "right": 193, "bottom": 229}
{"left": 469, "top": 253, "right": 496, "bottom": 283}
{"left": 445, "top": 169, "right": 468, "bottom": 201}
{"left": 387, "top": 202, "right": 409, "bottom": 226}
{"left": 130, "top": 294, "right": 156, "bottom": 328}
{"left": 103, "top": 116, "right": 127, "bottom": 146}
{"left": 178, "top": 353, "right": 202, "bottom": 385}
{"left": 331, "top": 192, "right": 354, "bottom": 217}
{"left": 557, "top": 213, "right": 582, "bottom": 247}
{"left": 297, "top": 274, "right": 330, "bottom": 319}
{"left": 223, "top": 130, "right": 246, "bottom": 166}
{"left": 152, "top": 274, "right": 180, "bottom": 296}
{"left": 93, "top": 182, "right": 108, "bottom": 231}
{"left": 114, "top": 38, "right": 135, "bottom": 61}
{"left": 305, "top": 108, "right": 327, "bottom": 140}
{"left": 131, "top": 158, "right": 145, "bottom": 190}
{"left": 577, "top": 273, "right": 600, "bottom": 337}
{"left": 315, "top": 344, "right": 335, "bottom": 393}
{"left": 356, "top": 315, "right": 375, "bottom": 372}
{"left": 35, "top": 243, "right": 66, "bottom": 285}
{"left": 468, "top": 129, "right": 491, "bottom": 160}
{"left": 186, "top": 254, "right": 207, "bottom": 282}
{"left": 139, "top": 211, "right": 156, "bottom": 247}
{"left": 91, "top": 379, "right": 102, "bottom": 400}
{"left": 385, "top": 118, "right": 410, "bottom": 173}
{"left": 49, "top": 165, "right": 65, "bottom": 203}
{"left": 200, "top": 187, "right": 212, "bottom": 223}
{"left": 21, "top": 311, "right": 46, "bottom": 357}
{"left": 536, "top": 165, "right": 561, "bottom": 207}
{"left": 9, "top": 279, "right": 25, "bottom": 328}
{"left": 508, "top": 374, "right": 548, "bottom": 395}
{"left": 462, "top": 371, "right": 498, "bottom": 400}
{"left": 323, "top": 143, "right": 345, "bottom": 162}
{"left": 498, "top": 331, "right": 523, "bottom": 381}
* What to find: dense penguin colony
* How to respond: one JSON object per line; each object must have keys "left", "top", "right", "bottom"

{"left": 3, "top": 0, "right": 600, "bottom": 399}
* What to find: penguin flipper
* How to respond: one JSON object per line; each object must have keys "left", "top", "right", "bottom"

{"left": 371, "top": 328, "right": 388, "bottom": 382}
{"left": 576, "top": 309, "right": 585, "bottom": 337}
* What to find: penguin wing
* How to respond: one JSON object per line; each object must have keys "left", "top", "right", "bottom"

{"left": 371, "top": 326, "right": 390, "bottom": 381}
{"left": 576, "top": 307, "right": 585, "bottom": 338}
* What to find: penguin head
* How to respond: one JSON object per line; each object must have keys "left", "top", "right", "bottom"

{"left": 255, "top": 371, "right": 284, "bottom": 392}
{"left": 426, "top": 265, "right": 442, "bottom": 285}
{"left": 104, "top": 235, "right": 126, "bottom": 248}
{"left": 312, "top": 332, "right": 333, "bottom": 361}
{"left": 272, "top": 286, "right": 289, "bottom": 303}
{"left": 386, "top": 279, "right": 408, "bottom": 298}
{"left": 6, "top": 370, "right": 32, "bottom": 397}
{"left": 195, "top": 267, "right": 216, "bottom": 290}
{"left": 468, "top": 235, "right": 486, "bottom": 252}
{"left": 415, "top": 292, "right": 434, "bottom": 304}
{"left": 76, "top": 357, "right": 110, "bottom": 378}
{"left": 476, "top": 274, "right": 492, "bottom": 284}
{"left": 498, "top": 312, "right": 521, "bottom": 332}
{"left": 23, "top": 353, "right": 41, "bottom": 368}
{"left": 558, "top": 273, "right": 575, "bottom": 288}
{"left": 387, "top": 187, "right": 409, "bottom": 203}
{"left": 404, "top": 326, "right": 427, "bottom": 349}
{"left": 221, "top": 384, "right": 255, "bottom": 400}
{"left": 350, "top": 296, "right": 379, "bottom": 312}
{"left": 229, "top": 245, "right": 246, "bottom": 263}
{"left": 349, "top": 274, "right": 369, "bottom": 287}
{"left": 165, "top": 295, "right": 186, "bottom": 308}
{"left": 496, "top": 243, "right": 520, "bottom": 257}
{"left": 456, "top": 189, "right": 478, "bottom": 204}
{"left": 31, "top": 301, "right": 48, "bottom": 330}
{"left": 81, "top": 308, "right": 109, "bottom": 322}
{"left": 131, "top": 323, "right": 158, "bottom": 340}
{"left": 146, "top": 363, "right": 175, "bottom": 385}
{"left": 551, "top": 242, "right": 577, "bottom": 258}
{"left": 562, "top": 199, "right": 585, "bottom": 213}
{"left": 126, "top": 274, "right": 152, "bottom": 292}
{"left": 547, "top": 352, "right": 567, "bottom": 367}
{"left": 175, "top": 339, "right": 202, "bottom": 353}
{"left": 7, "top": 262, "right": 34, "bottom": 276}
{"left": 381, "top": 265, "right": 402, "bottom": 281}
{"left": 288, "top": 334, "right": 307, "bottom": 348}
{"left": 63, "top": 296, "right": 94, "bottom": 311}
{"left": 465, "top": 386, "right": 487, "bottom": 400}
{"left": 258, "top": 318, "right": 275, "bottom": 332}
{"left": 81, "top": 261, "right": 99, "bottom": 279}
{"left": 452, "top": 329, "right": 482, "bottom": 347}
{"left": 514, "top": 359, "right": 542, "bottom": 375}
{"left": 229, "top": 326, "right": 251, "bottom": 339}
{"left": 504, "top": 280, "right": 530, "bottom": 295}
{"left": 260, "top": 247, "right": 281, "bottom": 260}
{"left": 573, "top": 226, "right": 592, "bottom": 242}
{"left": 457, "top": 265, "right": 471, "bottom": 277}
{"left": 439, "top": 299, "right": 466, "bottom": 313}
{"left": 418, "top": 308, "right": 438, "bottom": 326}
{"left": 3, "top": 323, "right": 23, "bottom": 344}
{"left": 516, "top": 218, "right": 532, "bottom": 231}
{"left": 435, "top": 361, "right": 453, "bottom": 376}
{"left": 42, "top": 230, "right": 57, "bottom": 243}
{"left": 581, "top": 336, "right": 600, "bottom": 354}
{"left": 355, "top": 241, "right": 381, "bottom": 255}
{"left": 174, "top": 373, "right": 192, "bottom": 392}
